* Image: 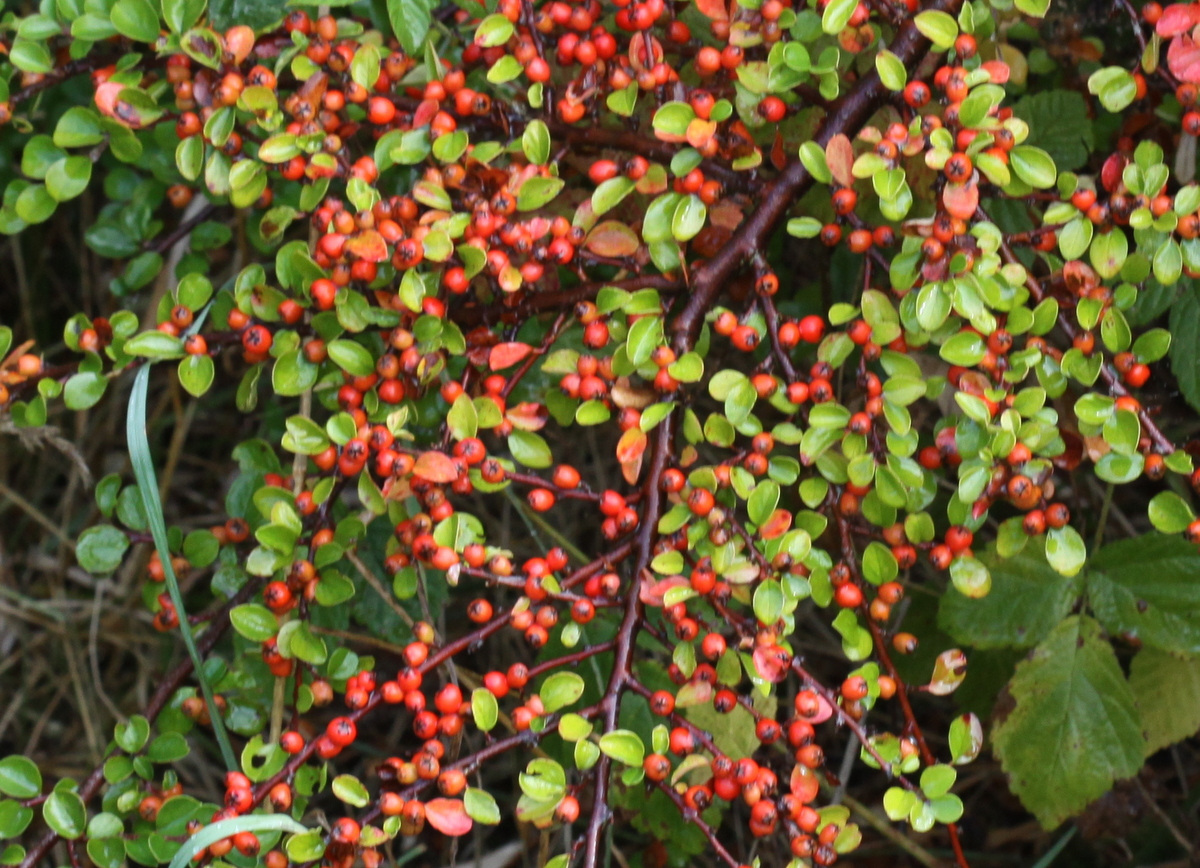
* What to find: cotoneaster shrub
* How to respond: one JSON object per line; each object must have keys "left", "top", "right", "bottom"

{"left": 2, "top": 0, "right": 1200, "bottom": 866}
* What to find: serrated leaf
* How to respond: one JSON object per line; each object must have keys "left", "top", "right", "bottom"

{"left": 991, "top": 615, "right": 1143, "bottom": 829}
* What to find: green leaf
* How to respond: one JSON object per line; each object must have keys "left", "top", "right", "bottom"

{"left": 209, "top": 0, "right": 283, "bottom": 30}
{"left": 177, "top": 355, "right": 214, "bottom": 398}
{"left": 1147, "top": 491, "right": 1195, "bottom": 534}
{"left": 517, "top": 177, "right": 565, "bottom": 211}
{"left": 163, "top": 0, "right": 206, "bottom": 32}
{"left": 1129, "top": 648, "right": 1200, "bottom": 755}
{"left": 464, "top": 788, "right": 500, "bottom": 825}
{"left": 1012, "top": 90, "right": 1094, "bottom": 171}
{"left": 508, "top": 430, "right": 552, "bottom": 468}
{"left": 752, "top": 580, "right": 784, "bottom": 625}
{"left": 540, "top": 672, "right": 584, "bottom": 713}
{"left": 820, "top": 0, "right": 856, "bottom": 33}
{"left": 124, "top": 331, "right": 185, "bottom": 360}
{"left": 913, "top": 10, "right": 958, "bottom": 49}
{"left": 114, "top": 716, "right": 150, "bottom": 754}
{"left": 1090, "top": 229, "right": 1128, "bottom": 280}
{"left": 598, "top": 730, "right": 644, "bottom": 766}
{"left": 332, "top": 775, "right": 370, "bottom": 808}
{"left": 64, "top": 371, "right": 107, "bottom": 410}
{"left": 42, "top": 791, "right": 86, "bottom": 840}
{"left": 110, "top": 0, "right": 161, "bottom": 42}
{"left": 0, "top": 758, "right": 41, "bottom": 799}
{"left": 1045, "top": 525, "right": 1086, "bottom": 577}
{"left": 229, "top": 604, "right": 277, "bottom": 642}
{"left": 1171, "top": 282, "right": 1200, "bottom": 413}
{"left": 472, "top": 688, "right": 498, "bottom": 732}
{"left": 875, "top": 49, "right": 906, "bottom": 91}
{"left": 522, "top": 120, "right": 551, "bottom": 166}
{"left": 939, "top": 546, "right": 1081, "bottom": 649}
{"left": 1009, "top": 146, "right": 1057, "bottom": 189}
{"left": 671, "top": 195, "right": 706, "bottom": 242}
{"left": 991, "top": 616, "right": 1143, "bottom": 829}
{"left": 1086, "top": 534, "right": 1200, "bottom": 653}
{"left": 76, "top": 525, "right": 130, "bottom": 574}
{"left": 386, "top": 0, "right": 432, "bottom": 55}
{"left": 170, "top": 816, "right": 308, "bottom": 868}
{"left": 920, "top": 764, "right": 956, "bottom": 798}
{"left": 591, "top": 177, "right": 635, "bottom": 217}
{"left": 326, "top": 340, "right": 375, "bottom": 377}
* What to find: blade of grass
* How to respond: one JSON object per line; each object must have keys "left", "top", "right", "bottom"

{"left": 127, "top": 364, "right": 237, "bottom": 771}
{"left": 1030, "top": 826, "right": 1076, "bottom": 868}
{"left": 168, "top": 814, "right": 308, "bottom": 868}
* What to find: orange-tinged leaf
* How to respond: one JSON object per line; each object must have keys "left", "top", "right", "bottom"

{"left": 696, "top": 0, "right": 727, "bottom": 20}
{"left": 425, "top": 799, "right": 473, "bottom": 836}
{"left": 825, "top": 134, "right": 855, "bottom": 188}
{"left": 758, "top": 508, "right": 793, "bottom": 540}
{"left": 616, "top": 427, "right": 647, "bottom": 484}
{"left": 685, "top": 117, "right": 717, "bottom": 148}
{"left": 489, "top": 342, "right": 533, "bottom": 370}
{"left": 413, "top": 451, "right": 459, "bottom": 483}
{"left": 942, "top": 180, "right": 979, "bottom": 220}
{"left": 344, "top": 229, "right": 388, "bottom": 262}
{"left": 585, "top": 221, "right": 640, "bottom": 257}
{"left": 506, "top": 401, "right": 547, "bottom": 431}
{"left": 93, "top": 82, "right": 124, "bottom": 121}
{"left": 790, "top": 764, "right": 820, "bottom": 803}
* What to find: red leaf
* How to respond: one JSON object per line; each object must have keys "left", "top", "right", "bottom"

{"left": 585, "top": 221, "right": 640, "bottom": 258}
{"left": 344, "top": 229, "right": 388, "bottom": 262}
{"left": 980, "top": 60, "right": 1010, "bottom": 84}
{"left": 425, "top": 799, "right": 473, "bottom": 836}
{"left": 770, "top": 130, "right": 787, "bottom": 171}
{"left": 825, "top": 134, "right": 855, "bottom": 188}
{"left": 489, "top": 342, "right": 532, "bottom": 370}
{"left": 412, "top": 98, "right": 440, "bottom": 129}
{"left": 941, "top": 180, "right": 979, "bottom": 221}
{"left": 1101, "top": 152, "right": 1127, "bottom": 193}
{"left": 1157, "top": 3, "right": 1200, "bottom": 36}
{"left": 1169, "top": 32, "right": 1200, "bottom": 82}
{"left": 413, "top": 451, "right": 459, "bottom": 483}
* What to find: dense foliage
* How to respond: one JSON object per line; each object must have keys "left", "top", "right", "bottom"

{"left": 4, "top": 0, "right": 1200, "bottom": 865}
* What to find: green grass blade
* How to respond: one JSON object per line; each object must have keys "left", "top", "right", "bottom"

{"left": 168, "top": 814, "right": 309, "bottom": 868}
{"left": 127, "top": 364, "right": 237, "bottom": 771}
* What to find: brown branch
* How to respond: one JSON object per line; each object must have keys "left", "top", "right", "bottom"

{"left": 670, "top": 0, "right": 965, "bottom": 356}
